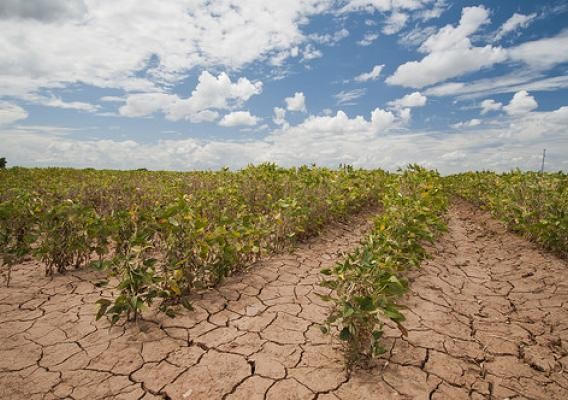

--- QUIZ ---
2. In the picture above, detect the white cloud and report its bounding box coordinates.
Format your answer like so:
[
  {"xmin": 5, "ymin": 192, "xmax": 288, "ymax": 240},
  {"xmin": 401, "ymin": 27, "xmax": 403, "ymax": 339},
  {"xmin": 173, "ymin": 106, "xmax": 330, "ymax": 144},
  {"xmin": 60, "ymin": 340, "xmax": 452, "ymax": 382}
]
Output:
[
  {"xmin": 495, "ymin": 13, "xmax": 537, "ymax": 41},
  {"xmin": 480, "ymin": 99, "xmax": 502, "ymax": 114},
  {"xmin": 0, "ymin": 1, "xmax": 334, "ymax": 97},
  {"xmin": 387, "ymin": 47, "xmax": 506, "ymax": 88},
  {"xmin": 420, "ymin": 6, "xmax": 490, "ymax": 53},
  {"xmin": 100, "ymin": 96, "xmax": 124, "ymax": 103},
  {"xmin": 354, "ymin": 64, "xmax": 385, "ymax": 82},
  {"xmin": 383, "ymin": 12, "xmax": 408, "ymax": 35},
  {"xmin": 397, "ymin": 107, "xmax": 412, "ymax": 123},
  {"xmin": 503, "ymin": 90, "xmax": 538, "ymax": 115},
  {"xmin": 425, "ymin": 72, "xmax": 568, "ymax": 99},
  {"xmin": 272, "ymin": 108, "xmax": 398, "ymax": 141},
  {"xmin": 309, "ymin": 28, "xmax": 349, "ymax": 45},
  {"xmin": 333, "ymin": 89, "xmax": 366, "ymax": 105},
  {"xmin": 388, "ymin": 91, "xmax": 427, "ymax": 108},
  {"xmin": 509, "ymin": 31, "xmax": 568, "ymax": 70},
  {"xmin": 0, "ymin": 101, "xmax": 28, "ymax": 125},
  {"xmin": 273, "ymin": 107, "xmax": 287, "ymax": 126},
  {"xmin": 302, "ymin": 44, "xmax": 323, "ymax": 61},
  {"xmin": 451, "ymin": 118, "xmax": 482, "ymax": 129},
  {"xmin": 5, "ymin": 105, "xmax": 568, "ymax": 173},
  {"xmin": 357, "ymin": 33, "xmax": 379, "ymax": 46},
  {"xmin": 40, "ymin": 96, "xmax": 100, "ymax": 112},
  {"xmin": 119, "ymin": 71, "xmax": 262, "ymax": 122},
  {"xmin": 189, "ymin": 110, "xmax": 221, "ymax": 123},
  {"xmin": 417, "ymin": 0, "xmax": 447, "ymax": 21},
  {"xmin": 285, "ymin": 92, "xmax": 307, "ymax": 112},
  {"xmin": 119, "ymin": 93, "xmax": 171, "ymax": 118},
  {"xmin": 398, "ymin": 26, "xmax": 437, "ymax": 47},
  {"xmin": 387, "ymin": 6, "xmax": 507, "ymax": 88},
  {"xmin": 186, "ymin": 72, "xmax": 262, "ymax": 111},
  {"xmin": 218, "ymin": 111, "xmax": 259, "ymax": 127},
  {"xmin": 0, "ymin": 0, "xmax": 87, "ymax": 22},
  {"xmin": 340, "ymin": 0, "xmax": 436, "ymax": 14}
]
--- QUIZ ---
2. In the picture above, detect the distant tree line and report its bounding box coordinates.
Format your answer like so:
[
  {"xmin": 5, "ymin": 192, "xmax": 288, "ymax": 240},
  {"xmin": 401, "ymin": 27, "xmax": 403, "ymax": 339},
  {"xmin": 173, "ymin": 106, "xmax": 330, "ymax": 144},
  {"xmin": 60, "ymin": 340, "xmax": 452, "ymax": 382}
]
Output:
[{"xmin": 0, "ymin": 157, "xmax": 6, "ymax": 169}]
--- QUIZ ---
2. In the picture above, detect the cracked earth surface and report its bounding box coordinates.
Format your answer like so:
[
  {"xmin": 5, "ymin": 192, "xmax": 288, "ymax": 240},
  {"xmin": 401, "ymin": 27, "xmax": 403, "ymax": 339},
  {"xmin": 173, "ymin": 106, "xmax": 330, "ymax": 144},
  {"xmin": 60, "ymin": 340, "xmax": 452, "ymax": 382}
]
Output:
[{"xmin": 1, "ymin": 201, "xmax": 567, "ymax": 400}]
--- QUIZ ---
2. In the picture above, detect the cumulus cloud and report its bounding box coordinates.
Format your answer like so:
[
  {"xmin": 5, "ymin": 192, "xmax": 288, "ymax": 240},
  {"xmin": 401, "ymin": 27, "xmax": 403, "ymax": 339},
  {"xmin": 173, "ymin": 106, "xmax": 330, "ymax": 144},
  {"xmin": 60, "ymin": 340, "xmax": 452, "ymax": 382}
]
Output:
[
  {"xmin": 494, "ymin": 12, "xmax": 537, "ymax": 41},
  {"xmin": 272, "ymin": 108, "xmax": 398, "ymax": 140},
  {"xmin": 503, "ymin": 90, "xmax": 538, "ymax": 115},
  {"xmin": 0, "ymin": 1, "xmax": 333, "ymax": 97},
  {"xmin": 420, "ymin": 6, "xmax": 490, "ymax": 53},
  {"xmin": 383, "ymin": 12, "xmax": 408, "ymax": 35},
  {"xmin": 354, "ymin": 65, "xmax": 385, "ymax": 82},
  {"xmin": 5, "ymin": 105, "xmax": 568, "ymax": 173},
  {"xmin": 285, "ymin": 92, "xmax": 307, "ymax": 112},
  {"xmin": 273, "ymin": 107, "xmax": 287, "ymax": 126},
  {"xmin": 119, "ymin": 71, "xmax": 262, "ymax": 122},
  {"xmin": 388, "ymin": 91, "xmax": 427, "ymax": 108},
  {"xmin": 480, "ymin": 99, "xmax": 502, "ymax": 114},
  {"xmin": 387, "ymin": 6, "xmax": 507, "ymax": 88},
  {"xmin": 301, "ymin": 44, "xmax": 323, "ymax": 61},
  {"xmin": 357, "ymin": 33, "xmax": 379, "ymax": 46},
  {"xmin": 309, "ymin": 28, "xmax": 349, "ymax": 45},
  {"xmin": 218, "ymin": 111, "xmax": 259, "ymax": 127},
  {"xmin": 0, "ymin": 101, "xmax": 28, "ymax": 125}
]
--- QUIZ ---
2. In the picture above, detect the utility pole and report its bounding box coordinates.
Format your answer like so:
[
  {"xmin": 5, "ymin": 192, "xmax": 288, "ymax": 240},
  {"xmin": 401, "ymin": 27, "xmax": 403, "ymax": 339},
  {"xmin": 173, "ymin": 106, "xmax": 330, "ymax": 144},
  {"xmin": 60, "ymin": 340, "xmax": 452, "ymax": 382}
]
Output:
[{"xmin": 540, "ymin": 149, "xmax": 546, "ymax": 174}]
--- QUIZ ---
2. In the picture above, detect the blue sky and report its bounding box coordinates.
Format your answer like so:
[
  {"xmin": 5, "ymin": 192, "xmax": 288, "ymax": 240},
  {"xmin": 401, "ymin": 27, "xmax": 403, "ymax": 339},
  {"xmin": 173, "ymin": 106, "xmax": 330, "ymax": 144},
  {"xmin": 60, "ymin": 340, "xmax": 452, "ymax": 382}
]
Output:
[{"xmin": 1, "ymin": 0, "xmax": 568, "ymax": 173}]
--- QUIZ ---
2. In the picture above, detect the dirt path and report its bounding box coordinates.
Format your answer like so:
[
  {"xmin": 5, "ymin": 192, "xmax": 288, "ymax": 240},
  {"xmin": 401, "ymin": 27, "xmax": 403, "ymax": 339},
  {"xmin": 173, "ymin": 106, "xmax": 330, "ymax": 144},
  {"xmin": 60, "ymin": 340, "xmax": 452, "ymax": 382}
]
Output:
[
  {"xmin": 1, "ymin": 202, "xmax": 567, "ymax": 400},
  {"xmin": 367, "ymin": 201, "xmax": 568, "ymax": 400}
]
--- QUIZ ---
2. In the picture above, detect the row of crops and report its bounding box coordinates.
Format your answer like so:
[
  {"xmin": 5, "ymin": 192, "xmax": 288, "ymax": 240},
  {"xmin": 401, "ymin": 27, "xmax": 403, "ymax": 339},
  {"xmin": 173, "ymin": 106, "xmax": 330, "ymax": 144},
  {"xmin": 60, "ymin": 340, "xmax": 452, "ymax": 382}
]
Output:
[
  {"xmin": 1, "ymin": 164, "xmax": 565, "ymax": 366},
  {"xmin": 447, "ymin": 171, "xmax": 568, "ymax": 258},
  {"xmin": 0, "ymin": 164, "xmax": 389, "ymax": 322},
  {"xmin": 320, "ymin": 165, "xmax": 448, "ymax": 367}
]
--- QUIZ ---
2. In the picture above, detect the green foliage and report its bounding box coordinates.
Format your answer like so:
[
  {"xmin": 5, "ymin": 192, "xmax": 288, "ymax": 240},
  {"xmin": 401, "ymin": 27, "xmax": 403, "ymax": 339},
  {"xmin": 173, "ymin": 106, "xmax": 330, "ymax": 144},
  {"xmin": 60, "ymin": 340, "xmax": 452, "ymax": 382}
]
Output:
[
  {"xmin": 0, "ymin": 157, "xmax": 6, "ymax": 169},
  {"xmin": 35, "ymin": 200, "xmax": 97, "ymax": 275},
  {"xmin": 0, "ymin": 163, "xmax": 387, "ymax": 324},
  {"xmin": 320, "ymin": 165, "xmax": 448, "ymax": 369},
  {"xmin": 95, "ymin": 215, "xmax": 166, "ymax": 324},
  {"xmin": 0, "ymin": 191, "xmax": 39, "ymax": 286},
  {"xmin": 447, "ymin": 170, "xmax": 567, "ymax": 258}
]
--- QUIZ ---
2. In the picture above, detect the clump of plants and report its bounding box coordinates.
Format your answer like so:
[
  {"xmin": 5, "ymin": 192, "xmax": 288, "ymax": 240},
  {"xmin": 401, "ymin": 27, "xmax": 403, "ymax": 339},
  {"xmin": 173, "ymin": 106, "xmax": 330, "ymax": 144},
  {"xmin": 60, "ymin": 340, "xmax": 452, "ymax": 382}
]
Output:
[
  {"xmin": 0, "ymin": 164, "xmax": 390, "ymax": 324},
  {"xmin": 320, "ymin": 165, "xmax": 448, "ymax": 369},
  {"xmin": 447, "ymin": 170, "xmax": 567, "ymax": 258},
  {"xmin": 0, "ymin": 191, "xmax": 39, "ymax": 286}
]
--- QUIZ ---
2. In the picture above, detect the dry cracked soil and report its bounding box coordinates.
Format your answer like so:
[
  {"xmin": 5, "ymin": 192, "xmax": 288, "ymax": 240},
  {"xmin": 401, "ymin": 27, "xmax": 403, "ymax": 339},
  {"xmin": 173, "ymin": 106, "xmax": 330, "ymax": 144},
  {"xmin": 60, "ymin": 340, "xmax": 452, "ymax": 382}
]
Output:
[{"xmin": 1, "ymin": 201, "xmax": 567, "ymax": 400}]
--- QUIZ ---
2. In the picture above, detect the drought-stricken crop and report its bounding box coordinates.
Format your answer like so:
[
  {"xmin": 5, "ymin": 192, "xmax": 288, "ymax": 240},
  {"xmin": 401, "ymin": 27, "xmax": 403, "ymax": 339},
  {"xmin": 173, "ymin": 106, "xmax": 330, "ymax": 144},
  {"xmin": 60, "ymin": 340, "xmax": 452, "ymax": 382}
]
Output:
[
  {"xmin": 0, "ymin": 164, "xmax": 387, "ymax": 323},
  {"xmin": 320, "ymin": 165, "xmax": 448, "ymax": 368},
  {"xmin": 447, "ymin": 170, "xmax": 567, "ymax": 258}
]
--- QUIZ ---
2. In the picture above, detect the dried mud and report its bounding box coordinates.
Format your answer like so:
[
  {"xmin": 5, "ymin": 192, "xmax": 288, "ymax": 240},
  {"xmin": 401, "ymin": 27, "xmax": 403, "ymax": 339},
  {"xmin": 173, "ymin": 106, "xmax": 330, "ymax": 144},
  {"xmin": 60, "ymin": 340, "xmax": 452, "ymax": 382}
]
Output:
[{"xmin": 1, "ymin": 201, "xmax": 567, "ymax": 400}]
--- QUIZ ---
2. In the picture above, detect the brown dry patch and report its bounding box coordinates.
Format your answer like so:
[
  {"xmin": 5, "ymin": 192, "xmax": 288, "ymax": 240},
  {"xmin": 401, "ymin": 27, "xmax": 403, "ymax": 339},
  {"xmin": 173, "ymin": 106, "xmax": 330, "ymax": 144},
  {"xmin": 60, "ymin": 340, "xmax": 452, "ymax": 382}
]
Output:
[
  {"xmin": 1, "ymin": 202, "xmax": 567, "ymax": 400},
  {"xmin": 0, "ymin": 211, "xmax": 372, "ymax": 399}
]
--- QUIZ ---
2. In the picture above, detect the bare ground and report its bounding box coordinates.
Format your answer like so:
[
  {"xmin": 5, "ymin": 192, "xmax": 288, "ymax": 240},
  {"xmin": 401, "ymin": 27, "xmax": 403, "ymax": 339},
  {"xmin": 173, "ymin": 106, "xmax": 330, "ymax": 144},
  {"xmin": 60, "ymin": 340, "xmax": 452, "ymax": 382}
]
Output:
[{"xmin": 0, "ymin": 201, "xmax": 567, "ymax": 400}]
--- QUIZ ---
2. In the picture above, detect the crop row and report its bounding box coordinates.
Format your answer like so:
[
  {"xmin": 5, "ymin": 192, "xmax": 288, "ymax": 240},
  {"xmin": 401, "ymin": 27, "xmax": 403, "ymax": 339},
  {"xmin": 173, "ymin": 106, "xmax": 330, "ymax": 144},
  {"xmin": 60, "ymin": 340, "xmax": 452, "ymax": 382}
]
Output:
[
  {"xmin": 0, "ymin": 164, "xmax": 388, "ymax": 322},
  {"xmin": 319, "ymin": 165, "xmax": 448, "ymax": 368},
  {"xmin": 446, "ymin": 171, "xmax": 567, "ymax": 258}
]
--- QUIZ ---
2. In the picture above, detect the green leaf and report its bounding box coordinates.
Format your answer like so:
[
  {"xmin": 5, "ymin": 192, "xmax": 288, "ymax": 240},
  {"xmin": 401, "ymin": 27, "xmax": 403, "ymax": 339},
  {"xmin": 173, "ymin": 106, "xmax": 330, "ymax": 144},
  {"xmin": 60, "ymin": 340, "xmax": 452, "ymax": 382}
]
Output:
[
  {"xmin": 339, "ymin": 327, "xmax": 351, "ymax": 341},
  {"xmin": 180, "ymin": 297, "xmax": 194, "ymax": 311},
  {"xmin": 95, "ymin": 299, "xmax": 111, "ymax": 320}
]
